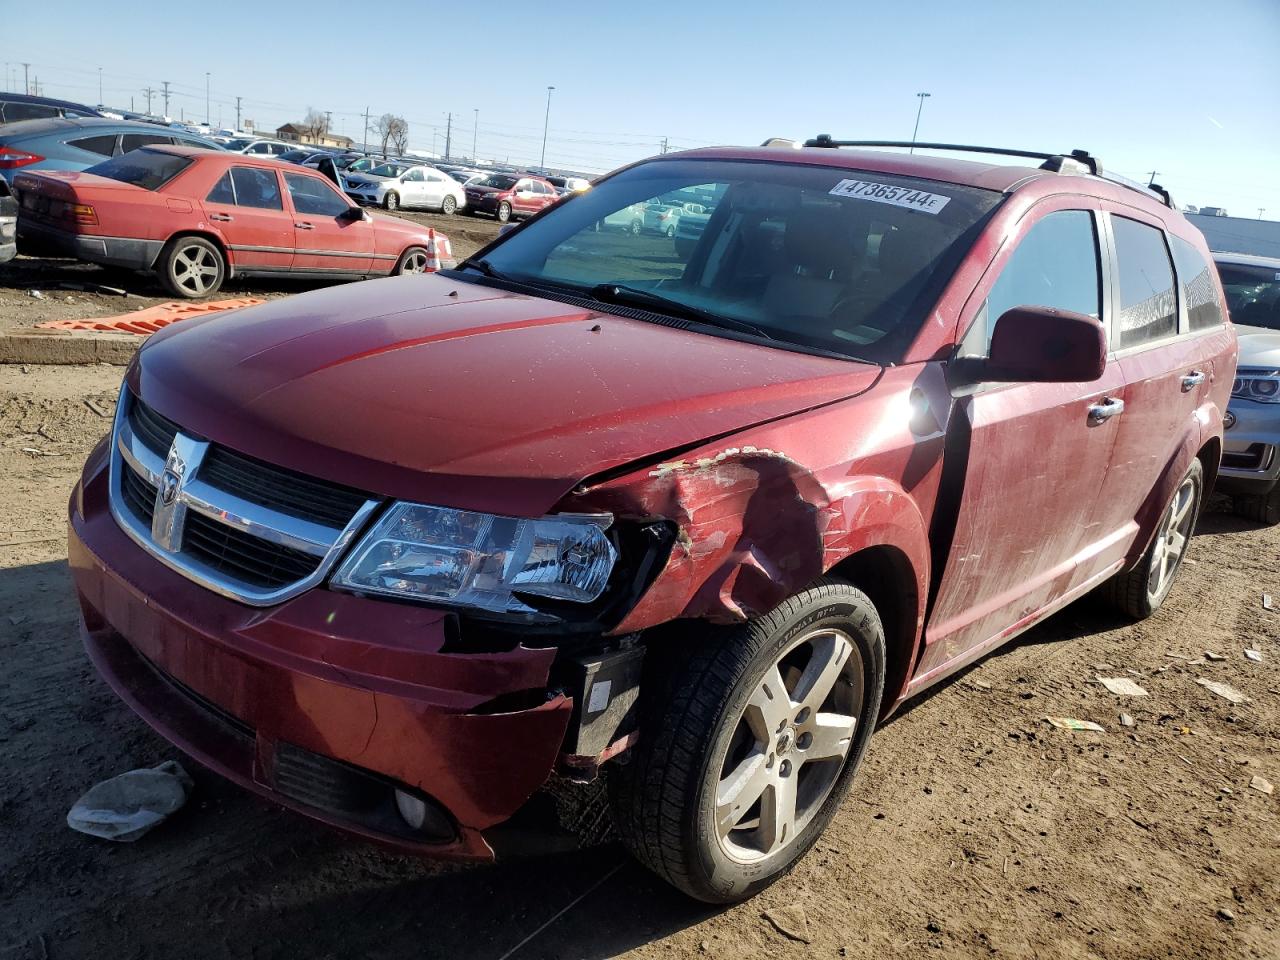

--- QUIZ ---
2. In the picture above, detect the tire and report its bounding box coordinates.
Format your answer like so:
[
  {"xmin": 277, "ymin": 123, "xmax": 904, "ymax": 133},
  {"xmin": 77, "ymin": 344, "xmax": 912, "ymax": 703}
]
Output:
[
  {"xmin": 158, "ymin": 236, "xmax": 225, "ymax": 299},
  {"xmin": 1232, "ymin": 486, "xmax": 1280, "ymax": 526},
  {"xmin": 629, "ymin": 219, "xmax": 642, "ymax": 236},
  {"xmin": 496, "ymin": 201, "xmax": 512, "ymax": 223},
  {"xmin": 1103, "ymin": 458, "xmax": 1204, "ymax": 619},
  {"xmin": 394, "ymin": 246, "xmax": 429, "ymax": 275},
  {"xmin": 383, "ymin": 191, "xmax": 400, "ymax": 211},
  {"xmin": 665, "ymin": 224, "xmax": 676, "ymax": 238},
  {"xmin": 441, "ymin": 194, "xmax": 457, "ymax": 215},
  {"xmin": 609, "ymin": 578, "xmax": 885, "ymax": 903}
]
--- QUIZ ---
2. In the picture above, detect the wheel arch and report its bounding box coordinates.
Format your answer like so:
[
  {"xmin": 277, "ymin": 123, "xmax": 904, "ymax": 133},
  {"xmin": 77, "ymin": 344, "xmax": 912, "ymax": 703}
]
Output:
[{"xmin": 159, "ymin": 229, "xmax": 233, "ymax": 277}]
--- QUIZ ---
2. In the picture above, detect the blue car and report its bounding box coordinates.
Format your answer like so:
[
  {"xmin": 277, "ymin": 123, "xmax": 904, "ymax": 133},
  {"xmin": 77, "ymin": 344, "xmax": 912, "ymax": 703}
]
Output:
[
  {"xmin": 0, "ymin": 91, "xmax": 103, "ymax": 123},
  {"xmin": 0, "ymin": 117, "xmax": 222, "ymax": 183}
]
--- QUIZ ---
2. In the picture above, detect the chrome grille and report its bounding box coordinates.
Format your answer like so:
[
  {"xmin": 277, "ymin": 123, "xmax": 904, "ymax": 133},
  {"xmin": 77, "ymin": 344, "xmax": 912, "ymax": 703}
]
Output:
[{"xmin": 108, "ymin": 388, "xmax": 380, "ymax": 606}]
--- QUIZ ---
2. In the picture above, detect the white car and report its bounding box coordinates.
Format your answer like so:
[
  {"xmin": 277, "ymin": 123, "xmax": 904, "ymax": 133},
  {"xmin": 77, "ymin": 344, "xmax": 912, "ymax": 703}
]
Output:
[
  {"xmin": 221, "ymin": 137, "xmax": 293, "ymax": 158},
  {"xmin": 344, "ymin": 161, "xmax": 466, "ymax": 214}
]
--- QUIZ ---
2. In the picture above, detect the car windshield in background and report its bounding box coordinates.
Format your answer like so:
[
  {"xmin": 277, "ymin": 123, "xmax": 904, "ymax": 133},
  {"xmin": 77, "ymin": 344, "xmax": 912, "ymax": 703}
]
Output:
[
  {"xmin": 1218, "ymin": 262, "xmax": 1280, "ymax": 331},
  {"xmin": 86, "ymin": 150, "xmax": 193, "ymax": 191},
  {"xmin": 469, "ymin": 158, "xmax": 1002, "ymax": 362},
  {"xmin": 369, "ymin": 163, "xmax": 409, "ymax": 178},
  {"xmin": 224, "ymin": 138, "xmax": 254, "ymax": 151},
  {"xmin": 480, "ymin": 175, "xmax": 518, "ymax": 190}
]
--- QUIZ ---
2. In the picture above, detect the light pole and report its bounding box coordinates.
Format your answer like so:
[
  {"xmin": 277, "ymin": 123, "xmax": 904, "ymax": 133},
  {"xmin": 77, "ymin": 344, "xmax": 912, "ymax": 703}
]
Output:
[
  {"xmin": 205, "ymin": 72, "xmax": 210, "ymax": 125},
  {"xmin": 472, "ymin": 108, "xmax": 478, "ymax": 162},
  {"xmin": 540, "ymin": 86, "xmax": 554, "ymax": 170},
  {"xmin": 909, "ymin": 92, "xmax": 931, "ymax": 153},
  {"xmin": 97, "ymin": 66, "xmax": 102, "ymax": 106}
]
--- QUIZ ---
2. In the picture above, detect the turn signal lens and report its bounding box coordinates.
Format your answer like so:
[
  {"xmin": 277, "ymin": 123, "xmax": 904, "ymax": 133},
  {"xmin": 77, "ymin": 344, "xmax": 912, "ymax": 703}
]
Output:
[{"xmin": 70, "ymin": 203, "xmax": 97, "ymax": 225}]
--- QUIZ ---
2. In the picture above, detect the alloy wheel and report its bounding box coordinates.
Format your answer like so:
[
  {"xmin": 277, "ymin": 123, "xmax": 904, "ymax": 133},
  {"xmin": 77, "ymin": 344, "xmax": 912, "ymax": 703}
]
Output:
[
  {"xmin": 173, "ymin": 245, "xmax": 219, "ymax": 296},
  {"xmin": 401, "ymin": 250, "xmax": 428, "ymax": 274},
  {"xmin": 715, "ymin": 628, "xmax": 862, "ymax": 863},
  {"xmin": 1148, "ymin": 474, "xmax": 1197, "ymax": 598}
]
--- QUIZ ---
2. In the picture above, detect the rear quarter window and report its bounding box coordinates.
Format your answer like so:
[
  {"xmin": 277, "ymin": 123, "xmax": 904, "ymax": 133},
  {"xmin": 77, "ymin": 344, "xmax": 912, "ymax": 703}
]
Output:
[
  {"xmin": 85, "ymin": 150, "xmax": 193, "ymax": 190},
  {"xmin": 1169, "ymin": 235, "xmax": 1224, "ymax": 331},
  {"xmin": 69, "ymin": 134, "xmax": 119, "ymax": 158}
]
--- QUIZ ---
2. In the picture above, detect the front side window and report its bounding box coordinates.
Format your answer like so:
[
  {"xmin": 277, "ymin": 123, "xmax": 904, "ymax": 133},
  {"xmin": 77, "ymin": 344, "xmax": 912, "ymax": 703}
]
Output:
[
  {"xmin": 85, "ymin": 149, "xmax": 192, "ymax": 190},
  {"xmin": 464, "ymin": 158, "xmax": 1002, "ymax": 362},
  {"xmin": 403, "ymin": 168, "xmax": 425, "ymax": 182},
  {"xmin": 1216, "ymin": 259, "xmax": 1280, "ymax": 331},
  {"xmin": 284, "ymin": 172, "xmax": 350, "ymax": 217},
  {"xmin": 965, "ymin": 209, "xmax": 1100, "ymax": 353},
  {"xmin": 1170, "ymin": 235, "xmax": 1224, "ymax": 331},
  {"xmin": 230, "ymin": 166, "xmax": 282, "ymax": 210},
  {"xmin": 1112, "ymin": 216, "xmax": 1178, "ymax": 348}
]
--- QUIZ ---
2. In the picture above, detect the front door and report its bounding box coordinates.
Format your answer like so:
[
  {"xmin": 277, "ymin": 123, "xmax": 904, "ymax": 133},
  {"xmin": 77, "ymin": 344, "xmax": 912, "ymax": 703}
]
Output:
[
  {"xmin": 283, "ymin": 171, "xmax": 374, "ymax": 274},
  {"xmin": 201, "ymin": 166, "xmax": 294, "ymax": 271},
  {"xmin": 921, "ymin": 202, "xmax": 1126, "ymax": 681},
  {"xmin": 398, "ymin": 168, "xmax": 427, "ymax": 208},
  {"xmin": 512, "ymin": 178, "xmax": 540, "ymax": 217}
]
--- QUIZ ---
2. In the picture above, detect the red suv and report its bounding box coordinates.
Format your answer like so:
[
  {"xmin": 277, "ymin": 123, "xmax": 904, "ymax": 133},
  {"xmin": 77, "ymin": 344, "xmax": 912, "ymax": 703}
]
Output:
[
  {"xmin": 463, "ymin": 172, "xmax": 558, "ymax": 222},
  {"xmin": 69, "ymin": 139, "xmax": 1235, "ymax": 903}
]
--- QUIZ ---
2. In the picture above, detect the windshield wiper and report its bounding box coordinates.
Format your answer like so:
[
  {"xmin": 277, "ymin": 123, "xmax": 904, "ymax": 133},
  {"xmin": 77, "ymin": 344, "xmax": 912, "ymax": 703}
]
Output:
[
  {"xmin": 588, "ymin": 283, "xmax": 774, "ymax": 341},
  {"xmin": 455, "ymin": 257, "xmax": 508, "ymax": 280}
]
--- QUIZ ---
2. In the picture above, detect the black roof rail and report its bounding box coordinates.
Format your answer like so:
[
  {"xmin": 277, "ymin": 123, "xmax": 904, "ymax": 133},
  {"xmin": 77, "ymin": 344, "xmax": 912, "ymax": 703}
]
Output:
[{"xmin": 802, "ymin": 136, "xmax": 1102, "ymax": 176}]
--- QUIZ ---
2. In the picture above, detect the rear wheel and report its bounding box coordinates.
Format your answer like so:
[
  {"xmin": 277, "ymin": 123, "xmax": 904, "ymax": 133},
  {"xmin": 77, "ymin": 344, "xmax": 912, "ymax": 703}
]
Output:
[
  {"xmin": 629, "ymin": 219, "xmax": 642, "ymax": 236},
  {"xmin": 394, "ymin": 246, "xmax": 429, "ymax": 275},
  {"xmin": 665, "ymin": 224, "xmax": 676, "ymax": 238},
  {"xmin": 1232, "ymin": 486, "xmax": 1280, "ymax": 526},
  {"xmin": 383, "ymin": 191, "xmax": 400, "ymax": 211},
  {"xmin": 609, "ymin": 579, "xmax": 885, "ymax": 903},
  {"xmin": 496, "ymin": 201, "xmax": 512, "ymax": 223},
  {"xmin": 1104, "ymin": 458, "xmax": 1203, "ymax": 619},
  {"xmin": 441, "ymin": 194, "xmax": 457, "ymax": 215},
  {"xmin": 158, "ymin": 236, "xmax": 225, "ymax": 299}
]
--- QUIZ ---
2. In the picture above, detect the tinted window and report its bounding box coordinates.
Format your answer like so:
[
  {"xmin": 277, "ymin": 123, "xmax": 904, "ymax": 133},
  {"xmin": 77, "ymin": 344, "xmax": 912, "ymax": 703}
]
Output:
[
  {"xmin": 1112, "ymin": 216, "xmax": 1178, "ymax": 348},
  {"xmin": 206, "ymin": 171, "xmax": 235, "ymax": 205},
  {"xmin": 248, "ymin": 142, "xmax": 271, "ymax": 154},
  {"xmin": 2, "ymin": 102, "xmax": 60, "ymax": 122},
  {"xmin": 1216, "ymin": 260, "xmax": 1280, "ymax": 331},
  {"xmin": 120, "ymin": 133, "xmax": 172, "ymax": 153},
  {"xmin": 230, "ymin": 167, "xmax": 282, "ymax": 209},
  {"xmin": 84, "ymin": 150, "xmax": 192, "ymax": 190},
  {"xmin": 481, "ymin": 175, "xmax": 518, "ymax": 190},
  {"xmin": 971, "ymin": 210, "xmax": 1100, "ymax": 351},
  {"xmin": 69, "ymin": 134, "xmax": 119, "ymax": 157},
  {"xmin": 284, "ymin": 172, "xmax": 350, "ymax": 217},
  {"xmin": 1170, "ymin": 235, "xmax": 1223, "ymax": 331}
]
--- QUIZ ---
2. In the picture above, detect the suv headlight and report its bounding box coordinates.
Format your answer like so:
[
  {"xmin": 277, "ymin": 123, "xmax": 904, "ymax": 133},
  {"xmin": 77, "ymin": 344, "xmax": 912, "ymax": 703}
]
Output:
[
  {"xmin": 1232, "ymin": 369, "xmax": 1280, "ymax": 403},
  {"xmin": 332, "ymin": 502, "xmax": 617, "ymax": 615}
]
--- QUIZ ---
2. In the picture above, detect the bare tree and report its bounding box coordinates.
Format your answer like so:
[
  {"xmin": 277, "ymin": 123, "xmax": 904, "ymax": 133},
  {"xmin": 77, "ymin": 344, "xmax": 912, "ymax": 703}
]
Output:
[
  {"xmin": 376, "ymin": 113, "xmax": 408, "ymax": 157},
  {"xmin": 301, "ymin": 107, "xmax": 329, "ymax": 142}
]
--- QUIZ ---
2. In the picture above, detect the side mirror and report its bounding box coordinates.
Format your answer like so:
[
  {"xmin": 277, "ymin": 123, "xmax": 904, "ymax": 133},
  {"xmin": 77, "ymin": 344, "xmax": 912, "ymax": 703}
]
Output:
[
  {"xmin": 341, "ymin": 206, "xmax": 370, "ymax": 222},
  {"xmin": 973, "ymin": 306, "xmax": 1107, "ymax": 383}
]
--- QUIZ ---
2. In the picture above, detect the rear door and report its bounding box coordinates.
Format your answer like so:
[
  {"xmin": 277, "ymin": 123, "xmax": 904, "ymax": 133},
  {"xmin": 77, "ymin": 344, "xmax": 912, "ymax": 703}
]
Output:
[
  {"xmin": 201, "ymin": 165, "xmax": 293, "ymax": 271},
  {"xmin": 923, "ymin": 200, "xmax": 1127, "ymax": 679},
  {"xmin": 283, "ymin": 170, "xmax": 374, "ymax": 273}
]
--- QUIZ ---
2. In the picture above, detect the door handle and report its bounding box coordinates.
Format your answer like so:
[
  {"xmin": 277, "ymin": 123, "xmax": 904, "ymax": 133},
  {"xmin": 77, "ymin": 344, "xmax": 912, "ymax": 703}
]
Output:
[
  {"xmin": 295, "ymin": 222, "xmax": 314, "ymax": 230},
  {"xmin": 209, "ymin": 213, "xmax": 232, "ymax": 222},
  {"xmin": 1181, "ymin": 370, "xmax": 1206, "ymax": 392},
  {"xmin": 1088, "ymin": 397, "xmax": 1125, "ymax": 425}
]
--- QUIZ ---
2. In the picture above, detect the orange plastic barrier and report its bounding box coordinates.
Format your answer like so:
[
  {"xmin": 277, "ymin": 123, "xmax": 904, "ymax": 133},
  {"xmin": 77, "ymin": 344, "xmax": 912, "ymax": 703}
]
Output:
[{"xmin": 36, "ymin": 297, "xmax": 264, "ymax": 335}]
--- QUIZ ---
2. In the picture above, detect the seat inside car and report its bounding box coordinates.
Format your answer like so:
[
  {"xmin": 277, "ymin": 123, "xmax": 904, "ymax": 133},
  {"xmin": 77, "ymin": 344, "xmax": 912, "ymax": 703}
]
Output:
[{"xmin": 762, "ymin": 204, "xmax": 862, "ymax": 323}]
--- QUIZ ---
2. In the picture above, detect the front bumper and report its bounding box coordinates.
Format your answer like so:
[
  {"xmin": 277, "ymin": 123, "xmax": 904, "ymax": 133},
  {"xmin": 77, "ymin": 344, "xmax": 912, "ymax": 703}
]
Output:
[
  {"xmin": 466, "ymin": 194, "xmax": 500, "ymax": 213},
  {"xmin": 69, "ymin": 452, "xmax": 573, "ymax": 859},
  {"xmin": 17, "ymin": 219, "xmax": 161, "ymax": 270},
  {"xmin": 1218, "ymin": 398, "xmax": 1280, "ymax": 496}
]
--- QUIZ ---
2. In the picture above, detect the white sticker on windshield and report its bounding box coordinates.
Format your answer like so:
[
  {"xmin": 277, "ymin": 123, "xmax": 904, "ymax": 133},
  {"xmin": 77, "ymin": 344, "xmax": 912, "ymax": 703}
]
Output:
[{"xmin": 829, "ymin": 179, "xmax": 951, "ymax": 214}]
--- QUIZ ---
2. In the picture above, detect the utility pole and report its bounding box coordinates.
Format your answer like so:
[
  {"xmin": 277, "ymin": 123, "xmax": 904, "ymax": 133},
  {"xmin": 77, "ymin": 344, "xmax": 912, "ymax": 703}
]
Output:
[
  {"xmin": 143, "ymin": 86, "xmax": 155, "ymax": 114},
  {"xmin": 660, "ymin": 137, "xmax": 668, "ymax": 155},
  {"xmin": 205, "ymin": 72, "xmax": 210, "ymax": 124},
  {"xmin": 445, "ymin": 112, "xmax": 452, "ymax": 160},
  {"xmin": 1147, "ymin": 170, "xmax": 1159, "ymax": 186},
  {"xmin": 21, "ymin": 62, "xmax": 30, "ymax": 95},
  {"xmin": 472, "ymin": 108, "xmax": 478, "ymax": 161},
  {"xmin": 324, "ymin": 110, "xmax": 332, "ymax": 138},
  {"xmin": 97, "ymin": 66, "xmax": 103, "ymax": 106},
  {"xmin": 161, "ymin": 81, "xmax": 171, "ymax": 118},
  {"xmin": 1260, "ymin": 208, "xmax": 1266, "ymax": 220},
  {"xmin": 235, "ymin": 96, "xmax": 242, "ymax": 131},
  {"xmin": 909, "ymin": 92, "xmax": 931, "ymax": 153},
  {"xmin": 363, "ymin": 105, "xmax": 371, "ymax": 152},
  {"xmin": 540, "ymin": 85, "xmax": 555, "ymax": 170}
]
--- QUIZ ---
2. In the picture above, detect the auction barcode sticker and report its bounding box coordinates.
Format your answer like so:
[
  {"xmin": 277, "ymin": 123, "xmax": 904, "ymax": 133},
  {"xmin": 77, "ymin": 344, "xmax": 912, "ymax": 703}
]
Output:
[{"xmin": 829, "ymin": 179, "xmax": 951, "ymax": 214}]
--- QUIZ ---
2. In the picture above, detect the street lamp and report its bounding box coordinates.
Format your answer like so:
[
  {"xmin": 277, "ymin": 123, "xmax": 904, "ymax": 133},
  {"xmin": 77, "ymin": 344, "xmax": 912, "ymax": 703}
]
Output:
[
  {"xmin": 909, "ymin": 92, "xmax": 931, "ymax": 154},
  {"xmin": 540, "ymin": 86, "xmax": 555, "ymax": 170},
  {"xmin": 205, "ymin": 72, "xmax": 210, "ymax": 125},
  {"xmin": 97, "ymin": 66, "xmax": 102, "ymax": 106},
  {"xmin": 472, "ymin": 108, "xmax": 478, "ymax": 162}
]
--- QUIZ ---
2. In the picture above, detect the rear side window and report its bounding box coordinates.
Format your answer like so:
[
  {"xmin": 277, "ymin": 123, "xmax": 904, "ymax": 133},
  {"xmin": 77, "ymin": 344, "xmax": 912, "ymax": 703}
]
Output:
[
  {"xmin": 1170, "ymin": 235, "xmax": 1223, "ymax": 331},
  {"xmin": 283, "ymin": 172, "xmax": 350, "ymax": 217},
  {"xmin": 121, "ymin": 133, "xmax": 172, "ymax": 153},
  {"xmin": 1, "ymin": 102, "xmax": 60, "ymax": 122},
  {"xmin": 84, "ymin": 150, "xmax": 192, "ymax": 190},
  {"xmin": 69, "ymin": 134, "xmax": 119, "ymax": 157},
  {"xmin": 206, "ymin": 171, "xmax": 236, "ymax": 205},
  {"xmin": 230, "ymin": 167, "xmax": 282, "ymax": 210},
  {"xmin": 968, "ymin": 209, "xmax": 1100, "ymax": 352},
  {"xmin": 1112, "ymin": 216, "xmax": 1178, "ymax": 348}
]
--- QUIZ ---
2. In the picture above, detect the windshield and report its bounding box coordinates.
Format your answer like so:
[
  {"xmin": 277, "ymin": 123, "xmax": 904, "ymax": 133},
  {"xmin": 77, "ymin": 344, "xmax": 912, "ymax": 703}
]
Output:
[
  {"xmin": 1218, "ymin": 261, "xmax": 1280, "ymax": 331},
  {"xmin": 369, "ymin": 162, "xmax": 409, "ymax": 178},
  {"xmin": 86, "ymin": 149, "xmax": 193, "ymax": 191},
  {"xmin": 224, "ymin": 138, "xmax": 254, "ymax": 151},
  {"xmin": 479, "ymin": 174, "xmax": 518, "ymax": 190},
  {"xmin": 467, "ymin": 158, "xmax": 1002, "ymax": 361}
]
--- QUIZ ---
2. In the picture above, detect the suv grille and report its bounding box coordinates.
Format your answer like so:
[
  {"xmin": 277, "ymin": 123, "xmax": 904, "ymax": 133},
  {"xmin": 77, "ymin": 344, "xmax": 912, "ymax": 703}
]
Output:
[{"xmin": 110, "ymin": 390, "xmax": 377, "ymax": 605}]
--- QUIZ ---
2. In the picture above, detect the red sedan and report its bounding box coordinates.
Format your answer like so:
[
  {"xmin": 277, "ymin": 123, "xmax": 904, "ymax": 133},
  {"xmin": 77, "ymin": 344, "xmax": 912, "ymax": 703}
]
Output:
[{"xmin": 14, "ymin": 146, "xmax": 451, "ymax": 297}]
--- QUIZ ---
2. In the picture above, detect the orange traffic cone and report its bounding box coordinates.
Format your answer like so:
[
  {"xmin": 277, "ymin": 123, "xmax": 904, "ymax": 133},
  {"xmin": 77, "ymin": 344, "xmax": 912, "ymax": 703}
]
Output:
[{"xmin": 425, "ymin": 228, "xmax": 442, "ymax": 271}]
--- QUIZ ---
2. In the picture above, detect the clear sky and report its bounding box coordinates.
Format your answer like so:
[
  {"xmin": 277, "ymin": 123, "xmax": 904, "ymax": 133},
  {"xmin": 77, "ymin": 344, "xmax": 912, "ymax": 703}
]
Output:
[{"xmin": 4, "ymin": 0, "xmax": 1278, "ymax": 216}]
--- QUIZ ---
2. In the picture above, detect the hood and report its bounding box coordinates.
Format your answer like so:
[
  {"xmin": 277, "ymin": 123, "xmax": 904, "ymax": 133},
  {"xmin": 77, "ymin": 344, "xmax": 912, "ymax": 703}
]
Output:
[
  {"xmin": 1235, "ymin": 326, "xmax": 1280, "ymax": 367},
  {"xmin": 133, "ymin": 275, "xmax": 880, "ymax": 516},
  {"xmin": 466, "ymin": 184, "xmax": 500, "ymax": 195}
]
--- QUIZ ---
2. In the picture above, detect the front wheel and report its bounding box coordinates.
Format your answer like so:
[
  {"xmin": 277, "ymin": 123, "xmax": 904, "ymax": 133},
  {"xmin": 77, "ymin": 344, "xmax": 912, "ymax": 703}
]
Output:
[
  {"xmin": 1232, "ymin": 486, "xmax": 1280, "ymax": 526},
  {"xmin": 383, "ymin": 191, "xmax": 400, "ymax": 211},
  {"xmin": 1103, "ymin": 458, "xmax": 1204, "ymax": 619},
  {"xmin": 609, "ymin": 579, "xmax": 885, "ymax": 903},
  {"xmin": 496, "ymin": 201, "xmax": 512, "ymax": 223},
  {"xmin": 158, "ymin": 236, "xmax": 225, "ymax": 299},
  {"xmin": 394, "ymin": 246, "xmax": 429, "ymax": 275},
  {"xmin": 665, "ymin": 224, "xmax": 676, "ymax": 238},
  {"xmin": 441, "ymin": 194, "xmax": 457, "ymax": 215}
]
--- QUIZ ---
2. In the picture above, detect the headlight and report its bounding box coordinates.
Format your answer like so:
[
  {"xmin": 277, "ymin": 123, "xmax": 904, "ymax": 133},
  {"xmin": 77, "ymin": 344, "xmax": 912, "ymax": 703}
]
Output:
[
  {"xmin": 1232, "ymin": 370, "xmax": 1280, "ymax": 403},
  {"xmin": 332, "ymin": 502, "xmax": 617, "ymax": 615}
]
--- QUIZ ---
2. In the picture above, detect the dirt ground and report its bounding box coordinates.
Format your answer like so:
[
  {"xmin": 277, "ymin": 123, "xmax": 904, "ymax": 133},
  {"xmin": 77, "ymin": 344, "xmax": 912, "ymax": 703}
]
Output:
[
  {"xmin": 1, "ymin": 355, "xmax": 1278, "ymax": 959},
  {"xmin": 0, "ymin": 208, "xmax": 500, "ymax": 330}
]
